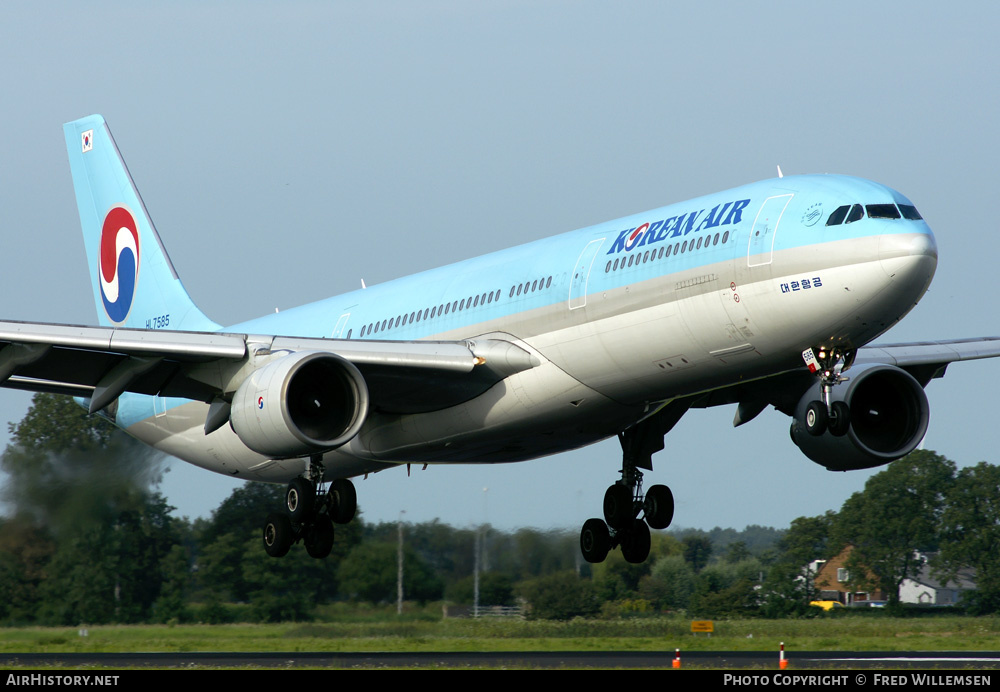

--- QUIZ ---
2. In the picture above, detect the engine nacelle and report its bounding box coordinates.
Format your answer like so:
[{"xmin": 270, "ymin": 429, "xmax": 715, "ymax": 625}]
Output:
[
  {"xmin": 230, "ymin": 351, "xmax": 369, "ymax": 458},
  {"xmin": 790, "ymin": 363, "xmax": 929, "ymax": 471}
]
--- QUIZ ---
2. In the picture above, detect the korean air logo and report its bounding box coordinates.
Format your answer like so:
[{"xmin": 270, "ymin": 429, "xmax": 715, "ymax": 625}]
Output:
[
  {"xmin": 99, "ymin": 206, "xmax": 140, "ymax": 324},
  {"xmin": 801, "ymin": 203, "xmax": 823, "ymax": 227},
  {"xmin": 623, "ymin": 222, "xmax": 650, "ymax": 251}
]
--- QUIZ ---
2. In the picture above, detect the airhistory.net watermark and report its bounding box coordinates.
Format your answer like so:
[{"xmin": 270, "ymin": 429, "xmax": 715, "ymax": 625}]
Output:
[{"xmin": 5, "ymin": 675, "xmax": 119, "ymax": 686}]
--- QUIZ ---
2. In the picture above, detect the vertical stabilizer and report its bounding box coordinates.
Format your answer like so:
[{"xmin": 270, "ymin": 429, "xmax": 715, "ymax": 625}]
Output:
[{"xmin": 63, "ymin": 114, "xmax": 219, "ymax": 332}]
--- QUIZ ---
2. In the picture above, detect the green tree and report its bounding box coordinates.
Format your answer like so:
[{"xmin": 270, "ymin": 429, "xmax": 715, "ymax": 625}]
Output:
[
  {"xmin": 937, "ymin": 462, "xmax": 1000, "ymax": 613},
  {"xmin": 690, "ymin": 577, "xmax": 759, "ymax": 618},
  {"xmin": 776, "ymin": 512, "xmax": 836, "ymax": 568},
  {"xmin": 198, "ymin": 531, "xmax": 251, "ymax": 603},
  {"xmin": 592, "ymin": 548, "xmax": 652, "ymax": 602},
  {"xmin": 488, "ymin": 528, "xmax": 578, "ymax": 581},
  {"xmin": 34, "ymin": 490, "xmax": 180, "ymax": 625},
  {"xmin": 7, "ymin": 392, "xmax": 117, "ymax": 450},
  {"xmin": 152, "ymin": 544, "xmax": 194, "ymax": 623},
  {"xmin": 517, "ymin": 571, "xmax": 600, "ymax": 620},
  {"xmin": 198, "ymin": 482, "xmax": 284, "ymax": 547},
  {"xmin": 0, "ymin": 518, "xmax": 54, "ymax": 624},
  {"xmin": 1, "ymin": 394, "xmax": 179, "ymax": 624},
  {"xmin": 241, "ymin": 535, "xmax": 320, "ymax": 622},
  {"xmin": 687, "ymin": 557, "xmax": 764, "ymax": 616},
  {"xmin": 724, "ymin": 540, "xmax": 751, "ymax": 564},
  {"xmin": 682, "ymin": 535, "xmax": 712, "ymax": 572},
  {"xmin": 833, "ymin": 450, "xmax": 955, "ymax": 607},
  {"xmin": 640, "ymin": 554, "xmax": 696, "ymax": 610},
  {"xmin": 1, "ymin": 394, "xmax": 161, "ymax": 534},
  {"xmin": 758, "ymin": 561, "xmax": 822, "ymax": 618},
  {"xmin": 337, "ymin": 541, "xmax": 443, "ymax": 604},
  {"xmin": 445, "ymin": 572, "xmax": 515, "ymax": 606}
]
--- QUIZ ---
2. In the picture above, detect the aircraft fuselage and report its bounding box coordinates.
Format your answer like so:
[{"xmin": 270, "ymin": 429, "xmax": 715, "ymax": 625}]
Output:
[{"xmin": 120, "ymin": 173, "xmax": 937, "ymax": 482}]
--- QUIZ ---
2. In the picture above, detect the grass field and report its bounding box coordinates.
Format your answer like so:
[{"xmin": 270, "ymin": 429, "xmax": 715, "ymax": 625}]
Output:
[{"xmin": 2, "ymin": 610, "xmax": 999, "ymax": 654}]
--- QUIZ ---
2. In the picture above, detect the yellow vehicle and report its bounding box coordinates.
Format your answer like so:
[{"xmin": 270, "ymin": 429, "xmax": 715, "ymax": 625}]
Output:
[{"xmin": 810, "ymin": 600, "xmax": 844, "ymax": 611}]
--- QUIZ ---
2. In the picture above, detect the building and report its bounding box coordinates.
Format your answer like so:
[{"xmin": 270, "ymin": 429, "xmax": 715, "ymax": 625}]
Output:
[{"xmin": 812, "ymin": 545, "xmax": 888, "ymax": 605}]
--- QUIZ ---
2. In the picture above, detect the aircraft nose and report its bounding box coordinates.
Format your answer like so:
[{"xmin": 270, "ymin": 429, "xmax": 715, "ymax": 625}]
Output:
[
  {"xmin": 877, "ymin": 230, "xmax": 938, "ymax": 313},
  {"xmin": 879, "ymin": 230, "xmax": 938, "ymax": 282}
]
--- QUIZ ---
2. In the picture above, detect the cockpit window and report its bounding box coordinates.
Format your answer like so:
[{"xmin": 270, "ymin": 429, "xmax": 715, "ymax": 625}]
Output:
[
  {"xmin": 845, "ymin": 204, "xmax": 865, "ymax": 224},
  {"xmin": 826, "ymin": 205, "xmax": 850, "ymax": 226},
  {"xmin": 866, "ymin": 204, "xmax": 901, "ymax": 219},
  {"xmin": 898, "ymin": 204, "xmax": 922, "ymax": 220}
]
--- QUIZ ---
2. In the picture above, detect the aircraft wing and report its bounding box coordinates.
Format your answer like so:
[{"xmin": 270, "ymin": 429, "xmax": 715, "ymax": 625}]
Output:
[
  {"xmin": 854, "ymin": 336, "xmax": 1000, "ymax": 385},
  {"xmin": 654, "ymin": 336, "xmax": 1000, "ymax": 428},
  {"xmin": 0, "ymin": 320, "xmax": 539, "ymax": 414}
]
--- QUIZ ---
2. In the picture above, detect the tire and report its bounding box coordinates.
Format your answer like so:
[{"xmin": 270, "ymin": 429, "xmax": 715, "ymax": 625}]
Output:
[
  {"xmin": 805, "ymin": 400, "xmax": 828, "ymax": 436},
  {"xmin": 286, "ymin": 477, "xmax": 315, "ymax": 520},
  {"xmin": 643, "ymin": 484, "xmax": 674, "ymax": 530},
  {"xmin": 829, "ymin": 401, "xmax": 851, "ymax": 437},
  {"xmin": 263, "ymin": 512, "xmax": 293, "ymax": 558},
  {"xmin": 304, "ymin": 515, "xmax": 335, "ymax": 559},
  {"xmin": 580, "ymin": 518, "xmax": 610, "ymax": 563},
  {"xmin": 330, "ymin": 478, "xmax": 357, "ymax": 524},
  {"xmin": 621, "ymin": 519, "xmax": 651, "ymax": 564},
  {"xmin": 603, "ymin": 484, "xmax": 634, "ymax": 529}
]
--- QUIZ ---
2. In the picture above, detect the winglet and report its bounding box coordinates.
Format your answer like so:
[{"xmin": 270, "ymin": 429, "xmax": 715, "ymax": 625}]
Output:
[{"xmin": 63, "ymin": 115, "xmax": 220, "ymax": 332}]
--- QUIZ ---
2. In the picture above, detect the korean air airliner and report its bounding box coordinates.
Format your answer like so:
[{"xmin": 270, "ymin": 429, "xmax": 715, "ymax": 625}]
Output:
[{"xmin": 2, "ymin": 114, "xmax": 995, "ymax": 564}]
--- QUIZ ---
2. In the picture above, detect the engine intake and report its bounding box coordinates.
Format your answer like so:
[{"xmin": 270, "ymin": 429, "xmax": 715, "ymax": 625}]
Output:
[
  {"xmin": 230, "ymin": 351, "xmax": 369, "ymax": 458},
  {"xmin": 790, "ymin": 363, "xmax": 929, "ymax": 471}
]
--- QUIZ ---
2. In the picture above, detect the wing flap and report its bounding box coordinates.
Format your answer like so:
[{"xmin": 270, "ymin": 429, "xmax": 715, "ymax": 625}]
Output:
[{"xmin": 0, "ymin": 320, "xmax": 247, "ymax": 359}]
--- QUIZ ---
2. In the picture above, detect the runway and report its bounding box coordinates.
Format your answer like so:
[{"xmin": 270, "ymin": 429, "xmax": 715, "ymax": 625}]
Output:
[{"xmin": 3, "ymin": 650, "xmax": 1000, "ymax": 669}]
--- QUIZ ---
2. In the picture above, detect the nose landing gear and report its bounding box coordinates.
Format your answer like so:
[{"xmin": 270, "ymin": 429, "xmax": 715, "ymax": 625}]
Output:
[{"xmin": 802, "ymin": 347, "xmax": 855, "ymax": 438}]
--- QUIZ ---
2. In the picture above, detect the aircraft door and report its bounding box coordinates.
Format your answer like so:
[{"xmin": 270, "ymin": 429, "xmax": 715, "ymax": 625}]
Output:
[
  {"xmin": 332, "ymin": 313, "xmax": 351, "ymax": 338},
  {"xmin": 568, "ymin": 238, "xmax": 605, "ymax": 309},
  {"xmin": 747, "ymin": 194, "xmax": 793, "ymax": 267}
]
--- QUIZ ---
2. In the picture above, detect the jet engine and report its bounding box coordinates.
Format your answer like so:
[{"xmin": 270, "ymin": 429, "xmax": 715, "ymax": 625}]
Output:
[
  {"xmin": 789, "ymin": 363, "xmax": 929, "ymax": 471},
  {"xmin": 230, "ymin": 351, "xmax": 369, "ymax": 458}
]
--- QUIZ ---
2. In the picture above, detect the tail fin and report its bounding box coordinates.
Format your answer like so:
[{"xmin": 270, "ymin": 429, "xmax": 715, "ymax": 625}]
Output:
[{"xmin": 63, "ymin": 114, "xmax": 219, "ymax": 332}]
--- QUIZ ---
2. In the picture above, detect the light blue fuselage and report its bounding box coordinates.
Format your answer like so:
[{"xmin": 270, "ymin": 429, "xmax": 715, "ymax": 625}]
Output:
[{"xmin": 118, "ymin": 173, "xmax": 937, "ymax": 482}]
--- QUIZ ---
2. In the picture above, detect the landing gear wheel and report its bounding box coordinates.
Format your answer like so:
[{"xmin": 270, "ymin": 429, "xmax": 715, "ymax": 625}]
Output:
[
  {"xmin": 643, "ymin": 484, "xmax": 674, "ymax": 530},
  {"xmin": 620, "ymin": 519, "xmax": 651, "ymax": 564},
  {"xmin": 263, "ymin": 512, "xmax": 293, "ymax": 558},
  {"xmin": 603, "ymin": 484, "xmax": 634, "ymax": 529},
  {"xmin": 829, "ymin": 401, "xmax": 851, "ymax": 437},
  {"xmin": 286, "ymin": 477, "xmax": 315, "ymax": 520},
  {"xmin": 330, "ymin": 478, "xmax": 357, "ymax": 524},
  {"xmin": 580, "ymin": 518, "xmax": 611, "ymax": 563},
  {"xmin": 304, "ymin": 515, "xmax": 335, "ymax": 559},
  {"xmin": 805, "ymin": 400, "xmax": 828, "ymax": 436}
]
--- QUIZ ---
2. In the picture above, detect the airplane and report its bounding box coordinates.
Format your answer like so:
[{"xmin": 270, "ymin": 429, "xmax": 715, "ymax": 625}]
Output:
[{"xmin": 2, "ymin": 113, "xmax": 997, "ymax": 565}]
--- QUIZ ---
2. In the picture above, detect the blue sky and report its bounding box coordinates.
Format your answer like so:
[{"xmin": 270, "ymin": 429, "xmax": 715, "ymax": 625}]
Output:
[{"xmin": 1, "ymin": 2, "xmax": 998, "ymax": 531}]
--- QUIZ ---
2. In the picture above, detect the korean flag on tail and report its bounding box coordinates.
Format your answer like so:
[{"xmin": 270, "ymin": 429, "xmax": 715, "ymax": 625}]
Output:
[{"xmin": 81, "ymin": 129, "xmax": 93, "ymax": 153}]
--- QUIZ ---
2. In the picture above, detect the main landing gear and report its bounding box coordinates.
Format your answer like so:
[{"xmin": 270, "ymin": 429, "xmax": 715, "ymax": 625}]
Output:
[
  {"xmin": 580, "ymin": 427, "xmax": 676, "ymax": 565},
  {"xmin": 262, "ymin": 456, "xmax": 357, "ymax": 559},
  {"xmin": 801, "ymin": 346, "xmax": 855, "ymax": 438}
]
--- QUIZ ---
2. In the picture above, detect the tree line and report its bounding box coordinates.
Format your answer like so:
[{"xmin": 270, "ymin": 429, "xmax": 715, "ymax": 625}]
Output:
[{"xmin": 0, "ymin": 394, "xmax": 997, "ymax": 623}]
